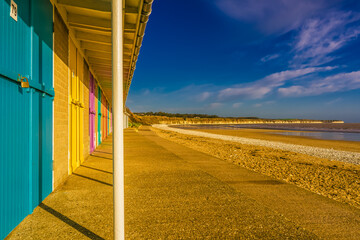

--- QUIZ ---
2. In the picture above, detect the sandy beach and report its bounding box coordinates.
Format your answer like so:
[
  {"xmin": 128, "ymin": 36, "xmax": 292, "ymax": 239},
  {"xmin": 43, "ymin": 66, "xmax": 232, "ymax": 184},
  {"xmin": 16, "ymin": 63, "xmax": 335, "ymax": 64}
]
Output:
[{"xmin": 152, "ymin": 124, "xmax": 360, "ymax": 208}]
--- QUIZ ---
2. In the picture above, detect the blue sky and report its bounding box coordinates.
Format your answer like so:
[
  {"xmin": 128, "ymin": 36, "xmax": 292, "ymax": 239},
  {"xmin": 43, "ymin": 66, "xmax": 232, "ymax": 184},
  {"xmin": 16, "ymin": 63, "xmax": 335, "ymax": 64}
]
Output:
[{"xmin": 127, "ymin": 0, "xmax": 360, "ymax": 122}]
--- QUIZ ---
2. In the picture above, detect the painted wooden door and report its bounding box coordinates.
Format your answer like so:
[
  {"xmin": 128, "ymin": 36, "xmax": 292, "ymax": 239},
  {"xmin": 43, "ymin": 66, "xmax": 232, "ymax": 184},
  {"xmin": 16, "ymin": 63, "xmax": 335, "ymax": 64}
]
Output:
[
  {"xmin": 103, "ymin": 103, "xmax": 106, "ymax": 139},
  {"xmin": 77, "ymin": 51, "xmax": 84, "ymax": 165},
  {"xmin": 98, "ymin": 87, "xmax": 102, "ymax": 144},
  {"xmin": 104, "ymin": 101, "xmax": 108, "ymax": 138},
  {"xmin": 107, "ymin": 104, "xmax": 110, "ymax": 135},
  {"xmin": 69, "ymin": 39, "xmax": 84, "ymax": 172},
  {"xmin": 102, "ymin": 102, "xmax": 105, "ymax": 140},
  {"xmin": 69, "ymin": 39, "xmax": 78, "ymax": 172},
  {"xmin": 0, "ymin": 0, "xmax": 53, "ymax": 238},
  {"xmin": 89, "ymin": 74, "xmax": 95, "ymax": 153},
  {"xmin": 95, "ymin": 82, "xmax": 98, "ymax": 146}
]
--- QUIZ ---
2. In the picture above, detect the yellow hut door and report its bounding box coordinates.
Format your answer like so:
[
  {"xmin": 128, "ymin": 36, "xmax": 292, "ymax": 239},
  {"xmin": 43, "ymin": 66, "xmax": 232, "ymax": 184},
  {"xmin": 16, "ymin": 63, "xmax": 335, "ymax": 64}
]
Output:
[
  {"xmin": 77, "ymin": 50, "xmax": 84, "ymax": 165},
  {"xmin": 69, "ymin": 39, "xmax": 80, "ymax": 173}
]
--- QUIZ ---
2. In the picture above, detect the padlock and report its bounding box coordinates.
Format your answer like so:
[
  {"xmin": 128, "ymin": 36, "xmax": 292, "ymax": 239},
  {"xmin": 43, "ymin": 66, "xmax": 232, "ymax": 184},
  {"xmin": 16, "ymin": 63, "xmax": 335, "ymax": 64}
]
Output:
[{"xmin": 20, "ymin": 76, "xmax": 30, "ymax": 88}]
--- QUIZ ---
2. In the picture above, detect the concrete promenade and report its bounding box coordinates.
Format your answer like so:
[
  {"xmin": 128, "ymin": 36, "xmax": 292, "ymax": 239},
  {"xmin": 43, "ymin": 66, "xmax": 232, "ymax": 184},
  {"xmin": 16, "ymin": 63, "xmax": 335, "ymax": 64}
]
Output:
[{"xmin": 6, "ymin": 128, "xmax": 360, "ymax": 239}]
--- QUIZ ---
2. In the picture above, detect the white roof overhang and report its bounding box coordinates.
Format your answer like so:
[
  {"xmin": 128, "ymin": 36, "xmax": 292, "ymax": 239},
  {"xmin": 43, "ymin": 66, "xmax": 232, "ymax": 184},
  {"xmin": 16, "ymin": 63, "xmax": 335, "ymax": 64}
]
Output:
[{"xmin": 52, "ymin": 0, "xmax": 153, "ymax": 104}]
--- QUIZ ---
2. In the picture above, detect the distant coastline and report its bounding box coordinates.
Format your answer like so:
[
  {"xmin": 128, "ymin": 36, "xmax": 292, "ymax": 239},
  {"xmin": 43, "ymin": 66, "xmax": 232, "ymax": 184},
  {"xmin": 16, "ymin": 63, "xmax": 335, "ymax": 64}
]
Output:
[
  {"xmin": 128, "ymin": 110, "xmax": 344, "ymax": 125},
  {"xmin": 133, "ymin": 116, "xmax": 344, "ymax": 126}
]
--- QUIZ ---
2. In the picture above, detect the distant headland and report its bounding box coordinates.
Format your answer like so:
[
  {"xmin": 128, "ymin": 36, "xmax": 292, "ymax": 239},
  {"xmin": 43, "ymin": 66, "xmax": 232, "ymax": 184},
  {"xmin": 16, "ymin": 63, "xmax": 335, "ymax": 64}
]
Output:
[{"xmin": 128, "ymin": 110, "xmax": 344, "ymax": 125}]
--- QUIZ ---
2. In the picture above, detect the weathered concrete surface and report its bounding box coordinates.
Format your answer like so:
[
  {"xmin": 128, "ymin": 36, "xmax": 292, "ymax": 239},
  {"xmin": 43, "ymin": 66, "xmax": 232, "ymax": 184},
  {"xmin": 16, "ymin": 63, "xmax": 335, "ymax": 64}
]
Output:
[
  {"xmin": 6, "ymin": 137, "xmax": 114, "ymax": 240},
  {"xmin": 125, "ymin": 129, "xmax": 317, "ymax": 239},
  {"xmin": 144, "ymin": 128, "xmax": 360, "ymax": 239},
  {"xmin": 6, "ymin": 128, "xmax": 360, "ymax": 239}
]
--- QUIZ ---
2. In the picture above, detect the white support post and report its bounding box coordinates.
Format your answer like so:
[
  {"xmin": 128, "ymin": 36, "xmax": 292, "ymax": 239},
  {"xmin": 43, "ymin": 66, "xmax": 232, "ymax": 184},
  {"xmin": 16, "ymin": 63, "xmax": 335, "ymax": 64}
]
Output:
[{"xmin": 112, "ymin": 0, "xmax": 124, "ymax": 239}]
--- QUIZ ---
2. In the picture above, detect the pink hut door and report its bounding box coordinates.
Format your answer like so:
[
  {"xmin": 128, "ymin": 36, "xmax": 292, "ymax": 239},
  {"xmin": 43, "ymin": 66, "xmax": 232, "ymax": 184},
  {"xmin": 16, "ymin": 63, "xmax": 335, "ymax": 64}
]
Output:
[{"xmin": 89, "ymin": 74, "xmax": 96, "ymax": 153}]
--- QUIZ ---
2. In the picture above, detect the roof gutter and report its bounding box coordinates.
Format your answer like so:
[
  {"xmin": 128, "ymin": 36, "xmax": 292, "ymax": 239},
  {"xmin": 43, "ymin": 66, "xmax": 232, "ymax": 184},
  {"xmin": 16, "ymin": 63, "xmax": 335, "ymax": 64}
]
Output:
[{"xmin": 125, "ymin": 0, "xmax": 154, "ymax": 98}]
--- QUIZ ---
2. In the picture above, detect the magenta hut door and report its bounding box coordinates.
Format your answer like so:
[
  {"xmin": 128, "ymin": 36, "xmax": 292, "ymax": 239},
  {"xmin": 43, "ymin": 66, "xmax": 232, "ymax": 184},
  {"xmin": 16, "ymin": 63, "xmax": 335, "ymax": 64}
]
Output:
[{"xmin": 89, "ymin": 73, "xmax": 96, "ymax": 153}]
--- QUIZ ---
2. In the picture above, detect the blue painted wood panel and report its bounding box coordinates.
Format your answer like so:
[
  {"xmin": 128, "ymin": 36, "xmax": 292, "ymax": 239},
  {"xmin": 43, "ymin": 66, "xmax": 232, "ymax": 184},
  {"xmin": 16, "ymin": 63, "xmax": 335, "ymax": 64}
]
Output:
[
  {"xmin": 31, "ymin": 0, "xmax": 53, "ymax": 89},
  {"xmin": 0, "ymin": 77, "xmax": 31, "ymax": 240},
  {"xmin": 0, "ymin": 0, "xmax": 31, "ymax": 80},
  {"xmin": 0, "ymin": 0, "xmax": 53, "ymax": 238}
]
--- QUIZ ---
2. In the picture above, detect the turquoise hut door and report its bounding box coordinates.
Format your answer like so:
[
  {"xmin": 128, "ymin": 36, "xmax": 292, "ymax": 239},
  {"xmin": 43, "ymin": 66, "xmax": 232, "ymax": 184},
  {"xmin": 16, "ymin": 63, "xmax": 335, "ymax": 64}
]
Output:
[
  {"xmin": 0, "ymin": 0, "xmax": 53, "ymax": 238},
  {"xmin": 98, "ymin": 86, "xmax": 102, "ymax": 144}
]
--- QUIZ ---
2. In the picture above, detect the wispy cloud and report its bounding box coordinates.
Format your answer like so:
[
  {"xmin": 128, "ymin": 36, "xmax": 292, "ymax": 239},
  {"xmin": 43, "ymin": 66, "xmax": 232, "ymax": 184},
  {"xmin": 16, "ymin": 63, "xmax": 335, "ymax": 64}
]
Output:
[
  {"xmin": 215, "ymin": 0, "xmax": 336, "ymax": 34},
  {"xmin": 253, "ymin": 101, "xmax": 275, "ymax": 108},
  {"xmin": 254, "ymin": 103, "xmax": 263, "ymax": 108},
  {"xmin": 291, "ymin": 11, "xmax": 360, "ymax": 67},
  {"xmin": 197, "ymin": 91, "xmax": 212, "ymax": 102},
  {"xmin": 158, "ymin": 84, "xmax": 217, "ymax": 102},
  {"xmin": 278, "ymin": 71, "xmax": 360, "ymax": 97},
  {"xmin": 218, "ymin": 66, "xmax": 334, "ymax": 100},
  {"xmin": 142, "ymin": 89, "xmax": 150, "ymax": 95},
  {"xmin": 232, "ymin": 102, "xmax": 243, "ymax": 108},
  {"xmin": 326, "ymin": 98, "xmax": 343, "ymax": 105},
  {"xmin": 209, "ymin": 102, "xmax": 223, "ymax": 108},
  {"xmin": 219, "ymin": 86, "xmax": 272, "ymax": 100},
  {"xmin": 261, "ymin": 54, "xmax": 280, "ymax": 63}
]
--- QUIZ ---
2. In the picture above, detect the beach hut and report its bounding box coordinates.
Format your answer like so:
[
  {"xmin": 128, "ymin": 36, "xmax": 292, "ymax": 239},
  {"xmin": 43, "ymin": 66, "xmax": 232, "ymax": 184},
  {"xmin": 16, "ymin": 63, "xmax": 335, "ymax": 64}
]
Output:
[{"xmin": 0, "ymin": 0, "xmax": 153, "ymax": 238}]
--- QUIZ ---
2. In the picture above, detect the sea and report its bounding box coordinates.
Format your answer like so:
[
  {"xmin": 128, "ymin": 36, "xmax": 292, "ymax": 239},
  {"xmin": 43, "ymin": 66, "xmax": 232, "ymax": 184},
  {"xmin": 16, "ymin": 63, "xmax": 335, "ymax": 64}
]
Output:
[{"xmin": 174, "ymin": 123, "xmax": 360, "ymax": 142}]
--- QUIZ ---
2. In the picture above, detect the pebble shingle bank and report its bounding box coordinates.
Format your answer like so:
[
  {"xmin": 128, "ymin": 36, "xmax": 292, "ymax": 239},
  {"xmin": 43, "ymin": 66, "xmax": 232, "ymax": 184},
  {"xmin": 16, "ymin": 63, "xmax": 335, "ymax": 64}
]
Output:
[{"xmin": 153, "ymin": 124, "xmax": 360, "ymax": 165}]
